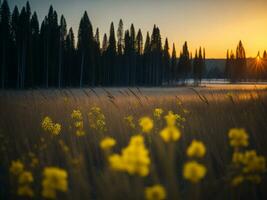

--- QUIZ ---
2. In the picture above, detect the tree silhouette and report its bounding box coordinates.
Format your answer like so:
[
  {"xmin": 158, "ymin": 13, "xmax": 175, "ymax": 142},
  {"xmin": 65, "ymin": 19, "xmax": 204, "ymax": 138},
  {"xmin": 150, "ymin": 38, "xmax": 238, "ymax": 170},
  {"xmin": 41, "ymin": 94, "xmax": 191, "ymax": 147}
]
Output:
[
  {"xmin": 77, "ymin": 11, "xmax": 94, "ymax": 87},
  {"xmin": 65, "ymin": 27, "xmax": 75, "ymax": 87},
  {"xmin": 0, "ymin": 0, "xmax": 11, "ymax": 88},
  {"xmin": 171, "ymin": 43, "xmax": 177, "ymax": 85},
  {"xmin": 106, "ymin": 22, "xmax": 116, "ymax": 85},
  {"xmin": 0, "ymin": 1, "xmax": 220, "ymax": 89},
  {"xmin": 58, "ymin": 15, "xmax": 67, "ymax": 88},
  {"xmin": 162, "ymin": 38, "xmax": 170, "ymax": 84},
  {"xmin": 178, "ymin": 41, "xmax": 191, "ymax": 84}
]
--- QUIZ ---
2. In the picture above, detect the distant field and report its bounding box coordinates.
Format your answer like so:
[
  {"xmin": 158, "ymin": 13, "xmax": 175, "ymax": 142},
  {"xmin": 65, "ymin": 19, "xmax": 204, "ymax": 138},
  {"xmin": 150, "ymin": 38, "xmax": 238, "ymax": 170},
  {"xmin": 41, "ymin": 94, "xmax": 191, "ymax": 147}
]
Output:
[{"xmin": 0, "ymin": 85, "xmax": 267, "ymax": 199}]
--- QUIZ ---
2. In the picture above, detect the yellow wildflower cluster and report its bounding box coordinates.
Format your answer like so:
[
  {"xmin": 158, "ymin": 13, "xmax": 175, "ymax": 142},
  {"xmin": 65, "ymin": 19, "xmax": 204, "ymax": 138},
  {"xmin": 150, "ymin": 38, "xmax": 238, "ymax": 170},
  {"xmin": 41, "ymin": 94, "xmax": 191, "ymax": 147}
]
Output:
[
  {"xmin": 41, "ymin": 116, "xmax": 61, "ymax": 135},
  {"xmin": 164, "ymin": 111, "xmax": 185, "ymax": 126},
  {"xmin": 109, "ymin": 135, "xmax": 150, "ymax": 176},
  {"xmin": 71, "ymin": 110, "xmax": 85, "ymax": 136},
  {"xmin": 124, "ymin": 115, "xmax": 135, "ymax": 129},
  {"xmin": 9, "ymin": 160, "xmax": 34, "ymax": 197},
  {"xmin": 17, "ymin": 171, "xmax": 34, "ymax": 197},
  {"xmin": 139, "ymin": 117, "xmax": 154, "ymax": 133},
  {"xmin": 183, "ymin": 139, "xmax": 207, "ymax": 183},
  {"xmin": 42, "ymin": 167, "xmax": 68, "ymax": 199},
  {"xmin": 187, "ymin": 140, "xmax": 206, "ymax": 158},
  {"xmin": 88, "ymin": 106, "xmax": 107, "ymax": 133},
  {"xmin": 145, "ymin": 184, "xmax": 166, "ymax": 200},
  {"xmin": 231, "ymin": 150, "xmax": 266, "ymax": 186},
  {"xmin": 228, "ymin": 128, "xmax": 249, "ymax": 148},
  {"xmin": 9, "ymin": 160, "xmax": 24, "ymax": 176},
  {"xmin": 153, "ymin": 108, "xmax": 164, "ymax": 119},
  {"xmin": 183, "ymin": 161, "xmax": 207, "ymax": 183},
  {"xmin": 228, "ymin": 129, "xmax": 266, "ymax": 186},
  {"xmin": 160, "ymin": 111, "xmax": 181, "ymax": 142},
  {"xmin": 71, "ymin": 110, "xmax": 82, "ymax": 120},
  {"xmin": 100, "ymin": 137, "xmax": 116, "ymax": 151}
]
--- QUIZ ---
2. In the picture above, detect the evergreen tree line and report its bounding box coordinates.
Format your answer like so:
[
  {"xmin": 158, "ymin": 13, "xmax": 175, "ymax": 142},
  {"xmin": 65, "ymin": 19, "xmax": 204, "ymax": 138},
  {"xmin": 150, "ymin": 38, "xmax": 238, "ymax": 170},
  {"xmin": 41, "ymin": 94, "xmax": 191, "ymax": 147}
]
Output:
[
  {"xmin": 0, "ymin": 0, "xmax": 206, "ymax": 89},
  {"xmin": 225, "ymin": 41, "xmax": 267, "ymax": 82}
]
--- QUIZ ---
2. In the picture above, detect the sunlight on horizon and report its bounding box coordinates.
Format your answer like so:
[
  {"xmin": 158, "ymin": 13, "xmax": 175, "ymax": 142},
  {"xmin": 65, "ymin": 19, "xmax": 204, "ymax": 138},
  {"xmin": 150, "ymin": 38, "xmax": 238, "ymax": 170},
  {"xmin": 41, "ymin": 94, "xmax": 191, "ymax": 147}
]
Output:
[{"xmin": 9, "ymin": 0, "xmax": 267, "ymax": 58}]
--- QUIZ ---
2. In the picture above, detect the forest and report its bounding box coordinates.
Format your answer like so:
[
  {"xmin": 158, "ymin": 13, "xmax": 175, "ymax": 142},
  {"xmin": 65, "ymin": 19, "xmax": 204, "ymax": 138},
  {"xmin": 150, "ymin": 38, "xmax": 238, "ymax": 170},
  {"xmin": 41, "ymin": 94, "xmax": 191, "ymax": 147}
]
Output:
[{"xmin": 0, "ymin": 0, "xmax": 266, "ymax": 89}]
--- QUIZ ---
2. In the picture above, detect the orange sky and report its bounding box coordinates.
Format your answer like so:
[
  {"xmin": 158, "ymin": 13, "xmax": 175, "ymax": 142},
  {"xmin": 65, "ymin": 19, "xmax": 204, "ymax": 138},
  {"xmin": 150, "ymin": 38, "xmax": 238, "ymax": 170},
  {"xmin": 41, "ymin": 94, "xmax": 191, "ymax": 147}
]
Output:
[{"xmin": 11, "ymin": 0, "xmax": 267, "ymax": 58}]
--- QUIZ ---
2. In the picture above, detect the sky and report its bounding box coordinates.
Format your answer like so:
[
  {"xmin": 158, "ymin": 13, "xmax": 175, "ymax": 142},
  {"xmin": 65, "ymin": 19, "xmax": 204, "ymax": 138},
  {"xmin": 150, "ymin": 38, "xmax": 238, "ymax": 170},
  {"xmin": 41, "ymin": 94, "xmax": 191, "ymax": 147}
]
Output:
[{"xmin": 8, "ymin": 0, "xmax": 267, "ymax": 58}]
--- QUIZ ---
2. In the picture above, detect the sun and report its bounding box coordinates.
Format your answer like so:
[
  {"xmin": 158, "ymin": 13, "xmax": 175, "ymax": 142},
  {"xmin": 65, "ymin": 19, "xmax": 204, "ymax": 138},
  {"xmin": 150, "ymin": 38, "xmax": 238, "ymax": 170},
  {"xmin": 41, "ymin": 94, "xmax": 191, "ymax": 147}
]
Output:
[{"xmin": 257, "ymin": 55, "xmax": 261, "ymax": 62}]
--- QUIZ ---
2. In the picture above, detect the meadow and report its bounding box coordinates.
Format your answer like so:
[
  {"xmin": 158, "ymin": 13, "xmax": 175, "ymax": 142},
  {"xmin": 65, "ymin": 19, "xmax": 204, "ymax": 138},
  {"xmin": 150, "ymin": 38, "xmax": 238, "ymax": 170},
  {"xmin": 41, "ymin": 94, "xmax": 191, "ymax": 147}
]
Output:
[{"xmin": 0, "ymin": 85, "xmax": 267, "ymax": 200}]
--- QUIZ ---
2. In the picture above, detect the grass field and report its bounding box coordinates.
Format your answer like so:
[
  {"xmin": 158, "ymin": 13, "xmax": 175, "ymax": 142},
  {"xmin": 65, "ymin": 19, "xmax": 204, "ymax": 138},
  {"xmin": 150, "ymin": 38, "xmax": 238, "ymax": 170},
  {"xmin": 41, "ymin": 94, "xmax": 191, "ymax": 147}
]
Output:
[{"xmin": 0, "ymin": 85, "xmax": 267, "ymax": 200}]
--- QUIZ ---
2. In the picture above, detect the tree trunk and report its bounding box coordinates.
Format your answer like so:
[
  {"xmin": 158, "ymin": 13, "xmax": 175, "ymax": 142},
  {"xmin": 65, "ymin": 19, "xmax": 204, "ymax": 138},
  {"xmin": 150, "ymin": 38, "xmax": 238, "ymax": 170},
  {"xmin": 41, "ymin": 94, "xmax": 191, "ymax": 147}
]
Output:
[
  {"xmin": 1, "ymin": 40, "xmax": 6, "ymax": 89},
  {"xmin": 80, "ymin": 52, "xmax": 84, "ymax": 87},
  {"xmin": 58, "ymin": 42, "xmax": 62, "ymax": 88}
]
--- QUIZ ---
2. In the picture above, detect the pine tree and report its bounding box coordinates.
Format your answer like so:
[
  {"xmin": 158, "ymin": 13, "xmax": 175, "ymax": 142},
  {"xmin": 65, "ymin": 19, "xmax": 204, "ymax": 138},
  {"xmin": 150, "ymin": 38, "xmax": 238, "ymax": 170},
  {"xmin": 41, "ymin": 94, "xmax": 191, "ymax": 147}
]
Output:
[
  {"xmin": 136, "ymin": 29, "xmax": 143, "ymax": 85},
  {"xmin": 117, "ymin": 20, "xmax": 124, "ymax": 85},
  {"xmin": 24, "ymin": 1, "xmax": 33, "ymax": 88},
  {"xmin": 10, "ymin": 6, "xmax": 20, "ymax": 87},
  {"xmin": 65, "ymin": 28, "xmax": 75, "ymax": 86},
  {"xmin": 235, "ymin": 40, "xmax": 246, "ymax": 81},
  {"xmin": 77, "ymin": 11, "xmax": 94, "ymax": 87},
  {"xmin": 107, "ymin": 22, "xmax": 116, "ymax": 85},
  {"xmin": 117, "ymin": 19, "xmax": 124, "ymax": 56},
  {"xmin": 129, "ymin": 24, "xmax": 136, "ymax": 85},
  {"xmin": 94, "ymin": 28, "xmax": 101, "ymax": 86},
  {"xmin": 193, "ymin": 49, "xmax": 198, "ymax": 84},
  {"xmin": 58, "ymin": 15, "xmax": 67, "ymax": 87},
  {"xmin": 0, "ymin": 0, "xmax": 11, "ymax": 88},
  {"xmin": 171, "ymin": 43, "xmax": 177, "ymax": 84},
  {"xmin": 225, "ymin": 50, "xmax": 230, "ymax": 80},
  {"xmin": 150, "ymin": 25, "xmax": 162, "ymax": 85},
  {"xmin": 124, "ymin": 30, "xmax": 131, "ymax": 85},
  {"xmin": 101, "ymin": 33, "xmax": 108, "ymax": 85},
  {"xmin": 197, "ymin": 47, "xmax": 204, "ymax": 83},
  {"xmin": 31, "ymin": 12, "xmax": 40, "ymax": 87},
  {"xmin": 143, "ymin": 32, "xmax": 151, "ymax": 85},
  {"xmin": 163, "ymin": 38, "xmax": 170, "ymax": 84},
  {"xmin": 178, "ymin": 41, "xmax": 191, "ymax": 84}
]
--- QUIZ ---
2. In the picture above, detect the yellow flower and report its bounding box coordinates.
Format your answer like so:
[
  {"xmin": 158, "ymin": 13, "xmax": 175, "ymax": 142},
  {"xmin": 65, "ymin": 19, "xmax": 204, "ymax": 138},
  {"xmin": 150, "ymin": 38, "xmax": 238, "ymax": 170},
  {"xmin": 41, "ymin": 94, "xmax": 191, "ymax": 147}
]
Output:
[
  {"xmin": 228, "ymin": 128, "xmax": 249, "ymax": 147},
  {"xmin": 17, "ymin": 185, "xmax": 34, "ymax": 197},
  {"xmin": 109, "ymin": 135, "xmax": 150, "ymax": 176},
  {"xmin": 154, "ymin": 108, "xmax": 163, "ymax": 119},
  {"xmin": 145, "ymin": 184, "xmax": 166, "ymax": 200},
  {"xmin": 42, "ymin": 167, "xmax": 68, "ymax": 199},
  {"xmin": 52, "ymin": 123, "xmax": 61, "ymax": 135},
  {"xmin": 88, "ymin": 106, "xmax": 107, "ymax": 132},
  {"xmin": 160, "ymin": 126, "xmax": 181, "ymax": 142},
  {"xmin": 139, "ymin": 117, "xmax": 154, "ymax": 133},
  {"xmin": 41, "ymin": 117, "xmax": 53, "ymax": 132},
  {"xmin": 41, "ymin": 117, "xmax": 61, "ymax": 136},
  {"xmin": 18, "ymin": 171, "xmax": 34, "ymax": 184},
  {"xmin": 109, "ymin": 154, "xmax": 125, "ymax": 171},
  {"xmin": 124, "ymin": 115, "xmax": 135, "ymax": 129},
  {"xmin": 183, "ymin": 161, "xmax": 207, "ymax": 183},
  {"xmin": 76, "ymin": 130, "xmax": 85, "ymax": 137},
  {"xmin": 232, "ymin": 152, "xmax": 244, "ymax": 164},
  {"xmin": 74, "ymin": 121, "xmax": 83, "ymax": 129},
  {"xmin": 71, "ymin": 110, "xmax": 83, "ymax": 120},
  {"xmin": 100, "ymin": 137, "xmax": 116, "ymax": 150},
  {"xmin": 186, "ymin": 140, "xmax": 206, "ymax": 158},
  {"xmin": 242, "ymin": 150, "xmax": 266, "ymax": 173},
  {"xmin": 231, "ymin": 175, "xmax": 244, "ymax": 186},
  {"xmin": 164, "ymin": 111, "xmax": 177, "ymax": 126},
  {"xmin": 9, "ymin": 160, "xmax": 24, "ymax": 176}
]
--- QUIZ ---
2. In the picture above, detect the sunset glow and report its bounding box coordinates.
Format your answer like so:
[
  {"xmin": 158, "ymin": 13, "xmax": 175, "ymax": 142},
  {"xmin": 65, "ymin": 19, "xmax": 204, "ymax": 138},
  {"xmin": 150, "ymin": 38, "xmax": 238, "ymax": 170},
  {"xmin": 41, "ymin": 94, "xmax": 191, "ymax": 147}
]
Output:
[{"xmin": 9, "ymin": 0, "xmax": 267, "ymax": 58}]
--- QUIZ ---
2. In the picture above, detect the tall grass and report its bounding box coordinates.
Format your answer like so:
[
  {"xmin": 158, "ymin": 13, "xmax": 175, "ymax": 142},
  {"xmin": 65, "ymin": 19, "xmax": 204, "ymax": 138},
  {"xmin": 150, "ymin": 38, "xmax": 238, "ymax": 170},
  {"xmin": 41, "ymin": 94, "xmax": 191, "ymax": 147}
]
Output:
[{"xmin": 0, "ymin": 86, "xmax": 267, "ymax": 200}]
